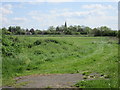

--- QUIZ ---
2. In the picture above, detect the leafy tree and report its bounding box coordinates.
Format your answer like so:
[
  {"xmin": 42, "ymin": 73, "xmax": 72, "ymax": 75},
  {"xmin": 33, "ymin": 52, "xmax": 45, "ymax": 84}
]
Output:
[
  {"xmin": 56, "ymin": 26, "xmax": 60, "ymax": 32},
  {"xmin": 85, "ymin": 27, "xmax": 91, "ymax": 35},
  {"xmin": 92, "ymin": 28, "xmax": 100, "ymax": 36},
  {"xmin": 2, "ymin": 27, "xmax": 11, "ymax": 35},
  {"xmin": 8, "ymin": 26, "xmax": 15, "ymax": 34},
  {"xmin": 98, "ymin": 26, "xmax": 111, "ymax": 36},
  {"xmin": 56, "ymin": 26, "xmax": 61, "ymax": 35},
  {"xmin": 30, "ymin": 28, "xmax": 35, "ymax": 35},
  {"xmin": 15, "ymin": 26, "xmax": 21, "ymax": 35},
  {"xmin": 35, "ymin": 29, "xmax": 42, "ymax": 35},
  {"xmin": 1, "ymin": 25, "xmax": 117, "ymax": 37},
  {"xmin": 47, "ymin": 26, "xmax": 57, "ymax": 34}
]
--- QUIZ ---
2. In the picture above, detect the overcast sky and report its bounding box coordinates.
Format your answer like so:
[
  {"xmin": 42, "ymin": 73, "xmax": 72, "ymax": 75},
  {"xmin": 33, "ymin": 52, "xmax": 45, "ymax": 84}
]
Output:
[{"xmin": 0, "ymin": 1, "xmax": 118, "ymax": 30}]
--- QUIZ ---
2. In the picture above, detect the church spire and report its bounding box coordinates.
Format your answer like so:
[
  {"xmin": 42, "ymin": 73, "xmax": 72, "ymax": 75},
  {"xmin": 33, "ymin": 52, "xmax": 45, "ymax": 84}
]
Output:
[{"xmin": 65, "ymin": 21, "xmax": 67, "ymax": 28}]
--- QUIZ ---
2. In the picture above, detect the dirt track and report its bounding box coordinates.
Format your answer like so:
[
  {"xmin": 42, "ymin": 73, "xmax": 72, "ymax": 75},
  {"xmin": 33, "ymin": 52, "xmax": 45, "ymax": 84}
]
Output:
[{"xmin": 15, "ymin": 74, "xmax": 84, "ymax": 88}]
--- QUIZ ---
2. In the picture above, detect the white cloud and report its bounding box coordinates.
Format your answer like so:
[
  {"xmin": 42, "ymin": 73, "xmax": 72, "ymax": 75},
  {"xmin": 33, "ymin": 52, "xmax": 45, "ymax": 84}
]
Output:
[
  {"xmin": 9, "ymin": 17, "xmax": 28, "ymax": 27},
  {"xmin": 13, "ymin": 17, "xmax": 27, "ymax": 22},
  {"xmin": 1, "ymin": 16, "xmax": 11, "ymax": 28},
  {"xmin": 67, "ymin": 15, "xmax": 117, "ymax": 30},
  {"xmin": 1, "ymin": 3, "xmax": 117, "ymax": 30},
  {"xmin": 82, "ymin": 4, "xmax": 115, "ymax": 10},
  {"xmin": 57, "ymin": 10, "xmax": 103, "ymax": 17},
  {"xmin": 62, "ymin": 9, "xmax": 117, "ymax": 30},
  {"xmin": 0, "ymin": 4, "xmax": 13, "ymax": 27},
  {"xmin": 0, "ymin": 4, "xmax": 13, "ymax": 15},
  {"xmin": 28, "ymin": 3, "xmax": 117, "ymax": 30},
  {"xmin": 48, "ymin": 7, "xmax": 107, "ymax": 17},
  {"xmin": 2, "ymin": 17, "xmax": 28, "ymax": 28},
  {"xmin": 2, "ymin": 17, "xmax": 8, "ymax": 24},
  {"xmin": 1, "ymin": 4, "xmax": 29, "ymax": 28}
]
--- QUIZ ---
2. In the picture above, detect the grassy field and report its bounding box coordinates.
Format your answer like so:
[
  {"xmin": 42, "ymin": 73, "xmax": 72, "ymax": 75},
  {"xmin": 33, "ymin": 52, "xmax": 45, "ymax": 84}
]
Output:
[{"xmin": 2, "ymin": 35, "xmax": 118, "ymax": 88}]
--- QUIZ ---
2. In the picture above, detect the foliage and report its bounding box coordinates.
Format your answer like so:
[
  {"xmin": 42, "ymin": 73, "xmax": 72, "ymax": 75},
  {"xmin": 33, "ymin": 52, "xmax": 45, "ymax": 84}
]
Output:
[
  {"xmin": 75, "ymin": 79, "xmax": 118, "ymax": 88},
  {"xmin": 1, "ymin": 24, "xmax": 118, "ymax": 36},
  {"xmin": 2, "ymin": 35, "xmax": 118, "ymax": 88}
]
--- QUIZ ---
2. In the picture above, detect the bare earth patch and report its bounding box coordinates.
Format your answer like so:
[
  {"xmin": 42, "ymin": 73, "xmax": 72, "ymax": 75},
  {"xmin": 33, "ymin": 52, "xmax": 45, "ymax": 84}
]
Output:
[{"xmin": 15, "ymin": 74, "xmax": 84, "ymax": 88}]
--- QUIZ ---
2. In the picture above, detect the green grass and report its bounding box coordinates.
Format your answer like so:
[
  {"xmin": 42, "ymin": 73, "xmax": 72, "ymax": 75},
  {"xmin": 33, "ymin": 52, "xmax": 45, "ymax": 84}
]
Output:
[
  {"xmin": 2, "ymin": 35, "xmax": 118, "ymax": 88},
  {"xmin": 13, "ymin": 81, "xmax": 30, "ymax": 88},
  {"xmin": 74, "ymin": 79, "xmax": 118, "ymax": 88}
]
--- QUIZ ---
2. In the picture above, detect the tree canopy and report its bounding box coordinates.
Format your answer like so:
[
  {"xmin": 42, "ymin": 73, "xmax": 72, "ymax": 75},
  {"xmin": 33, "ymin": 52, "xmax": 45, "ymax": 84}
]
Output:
[{"xmin": 1, "ymin": 24, "xmax": 118, "ymax": 37}]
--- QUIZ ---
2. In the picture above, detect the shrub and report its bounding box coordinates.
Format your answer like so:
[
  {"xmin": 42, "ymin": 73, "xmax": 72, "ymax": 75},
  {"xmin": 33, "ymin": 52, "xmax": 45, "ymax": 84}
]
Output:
[
  {"xmin": 34, "ymin": 40, "xmax": 42, "ymax": 45},
  {"xmin": 83, "ymin": 76, "xmax": 88, "ymax": 79},
  {"xmin": 44, "ymin": 58, "xmax": 52, "ymax": 61},
  {"xmin": 27, "ymin": 44, "xmax": 33, "ymax": 48},
  {"xmin": 13, "ymin": 37, "xmax": 20, "ymax": 42},
  {"xmin": 107, "ymin": 41, "xmax": 113, "ymax": 44},
  {"xmin": 45, "ymin": 39, "xmax": 59, "ymax": 44},
  {"xmin": 34, "ymin": 50, "xmax": 43, "ymax": 55},
  {"xmin": 104, "ymin": 75, "xmax": 110, "ymax": 78},
  {"xmin": 82, "ymin": 71, "xmax": 90, "ymax": 76},
  {"xmin": 26, "ymin": 64, "xmax": 38, "ymax": 71}
]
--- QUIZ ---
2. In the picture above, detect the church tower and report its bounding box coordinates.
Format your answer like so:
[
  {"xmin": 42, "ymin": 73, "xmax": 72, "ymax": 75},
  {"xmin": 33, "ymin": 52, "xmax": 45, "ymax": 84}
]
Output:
[{"xmin": 65, "ymin": 21, "xmax": 67, "ymax": 28}]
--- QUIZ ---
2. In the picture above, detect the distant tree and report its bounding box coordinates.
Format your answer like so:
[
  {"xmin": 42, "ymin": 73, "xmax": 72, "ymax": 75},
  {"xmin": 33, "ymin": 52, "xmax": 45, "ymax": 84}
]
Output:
[
  {"xmin": 26, "ymin": 29, "xmax": 29, "ymax": 32},
  {"xmin": 92, "ymin": 28, "xmax": 100, "ymax": 36},
  {"xmin": 20, "ymin": 29, "xmax": 26, "ymax": 35},
  {"xmin": 16, "ymin": 26, "xmax": 21, "ymax": 31},
  {"xmin": 30, "ymin": 28, "xmax": 35, "ymax": 35},
  {"xmin": 8, "ymin": 26, "xmax": 16, "ymax": 34},
  {"xmin": 77, "ymin": 25, "xmax": 83, "ymax": 33},
  {"xmin": 65, "ymin": 30, "xmax": 73, "ymax": 35},
  {"xmin": 15, "ymin": 26, "xmax": 21, "ymax": 35},
  {"xmin": 56, "ymin": 26, "xmax": 60, "ymax": 32},
  {"xmin": 2, "ymin": 24, "xmax": 117, "ymax": 36},
  {"xmin": 58, "ymin": 25, "xmax": 65, "ymax": 34},
  {"xmin": 35, "ymin": 29, "xmax": 42, "ymax": 35},
  {"xmin": 85, "ymin": 27, "xmax": 91, "ymax": 35},
  {"xmin": 42, "ymin": 30, "xmax": 51, "ymax": 35},
  {"xmin": 67, "ymin": 26, "xmax": 75, "ymax": 35},
  {"xmin": 99, "ymin": 26, "xmax": 111, "ymax": 36},
  {"xmin": 2, "ymin": 27, "xmax": 11, "ymax": 35},
  {"xmin": 8, "ymin": 26, "xmax": 22, "ymax": 35},
  {"xmin": 47, "ymin": 26, "xmax": 57, "ymax": 34},
  {"xmin": 48, "ymin": 26, "xmax": 55, "ymax": 31},
  {"xmin": 80, "ymin": 26, "xmax": 88, "ymax": 35}
]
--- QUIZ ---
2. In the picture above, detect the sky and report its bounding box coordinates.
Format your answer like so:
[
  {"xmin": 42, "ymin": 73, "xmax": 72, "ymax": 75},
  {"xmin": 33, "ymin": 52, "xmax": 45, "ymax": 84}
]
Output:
[{"xmin": 0, "ymin": 1, "xmax": 118, "ymax": 30}]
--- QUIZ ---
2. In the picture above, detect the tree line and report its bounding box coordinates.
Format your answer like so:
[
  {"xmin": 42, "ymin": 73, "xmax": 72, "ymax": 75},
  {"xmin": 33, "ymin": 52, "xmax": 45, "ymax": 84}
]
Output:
[{"xmin": 1, "ymin": 24, "xmax": 118, "ymax": 37}]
